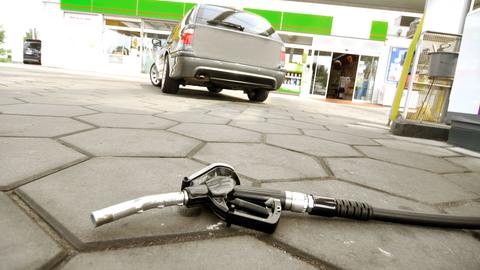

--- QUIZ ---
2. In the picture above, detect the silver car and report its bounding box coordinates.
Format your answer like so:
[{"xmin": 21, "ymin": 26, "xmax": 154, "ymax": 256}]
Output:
[{"xmin": 149, "ymin": 4, "xmax": 286, "ymax": 102}]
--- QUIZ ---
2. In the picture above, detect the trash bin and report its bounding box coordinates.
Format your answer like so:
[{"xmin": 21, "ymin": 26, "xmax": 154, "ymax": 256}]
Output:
[{"xmin": 428, "ymin": 52, "xmax": 458, "ymax": 79}]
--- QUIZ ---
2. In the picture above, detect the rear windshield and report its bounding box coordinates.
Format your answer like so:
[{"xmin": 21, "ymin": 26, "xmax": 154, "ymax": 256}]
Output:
[
  {"xmin": 24, "ymin": 42, "xmax": 41, "ymax": 50},
  {"xmin": 196, "ymin": 5, "xmax": 280, "ymax": 40}
]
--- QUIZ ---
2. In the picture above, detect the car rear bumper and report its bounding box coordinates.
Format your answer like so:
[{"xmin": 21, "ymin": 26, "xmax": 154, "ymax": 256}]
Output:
[
  {"xmin": 23, "ymin": 54, "xmax": 41, "ymax": 63},
  {"xmin": 170, "ymin": 55, "xmax": 286, "ymax": 90}
]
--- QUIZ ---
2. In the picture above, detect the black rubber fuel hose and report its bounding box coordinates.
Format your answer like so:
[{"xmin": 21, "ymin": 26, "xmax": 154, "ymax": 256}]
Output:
[
  {"xmin": 371, "ymin": 207, "xmax": 480, "ymax": 229},
  {"xmin": 309, "ymin": 197, "xmax": 480, "ymax": 229}
]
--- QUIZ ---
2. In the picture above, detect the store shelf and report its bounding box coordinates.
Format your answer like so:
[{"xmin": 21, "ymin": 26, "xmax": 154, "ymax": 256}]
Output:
[
  {"xmin": 413, "ymin": 82, "xmax": 451, "ymax": 88},
  {"xmin": 285, "ymin": 76, "xmax": 302, "ymax": 79}
]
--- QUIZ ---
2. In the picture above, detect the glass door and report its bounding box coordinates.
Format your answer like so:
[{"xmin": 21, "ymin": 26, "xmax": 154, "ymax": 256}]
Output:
[
  {"xmin": 353, "ymin": 55, "xmax": 379, "ymax": 102},
  {"xmin": 310, "ymin": 51, "xmax": 332, "ymax": 97}
]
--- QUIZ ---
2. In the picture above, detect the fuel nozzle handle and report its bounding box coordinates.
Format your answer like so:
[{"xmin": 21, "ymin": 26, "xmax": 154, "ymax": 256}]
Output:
[{"xmin": 232, "ymin": 186, "xmax": 372, "ymax": 219}]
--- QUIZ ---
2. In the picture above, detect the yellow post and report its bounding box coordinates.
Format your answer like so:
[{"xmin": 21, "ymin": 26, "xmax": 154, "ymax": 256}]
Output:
[{"xmin": 389, "ymin": 16, "xmax": 425, "ymax": 122}]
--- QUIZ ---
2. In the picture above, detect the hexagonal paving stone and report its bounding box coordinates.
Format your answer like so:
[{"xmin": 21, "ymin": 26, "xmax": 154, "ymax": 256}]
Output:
[
  {"xmin": 194, "ymin": 143, "xmax": 327, "ymax": 181},
  {"xmin": 326, "ymin": 158, "xmax": 478, "ymax": 204},
  {"xmin": 272, "ymin": 214, "xmax": 480, "ymax": 270},
  {"xmin": 77, "ymin": 113, "xmax": 177, "ymax": 129},
  {"xmin": 303, "ymin": 129, "xmax": 378, "ymax": 145},
  {"xmin": 267, "ymin": 118, "xmax": 326, "ymax": 130},
  {"xmin": 357, "ymin": 146, "xmax": 465, "ymax": 173},
  {"xmin": 448, "ymin": 147, "xmax": 480, "ymax": 158},
  {"xmin": 169, "ymin": 123, "xmax": 262, "ymax": 142},
  {"xmin": 85, "ymin": 104, "xmax": 161, "ymax": 115},
  {"xmin": 290, "ymin": 115, "xmax": 331, "ymax": 126},
  {"xmin": 263, "ymin": 180, "xmax": 440, "ymax": 213},
  {"xmin": 446, "ymin": 157, "xmax": 480, "ymax": 172},
  {"xmin": 0, "ymin": 115, "xmax": 93, "ymax": 137},
  {"xmin": 443, "ymin": 173, "xmax": 480, "ymax": 196},
  {"xmin": 207, "ymin": 110, "xmax": 243, "ymax": 119},
  {"xmin": 0, "ymin": 103, "xmax": 95, "ymax": 117},
  {"xmin": 388, "ymin": 134, "xmax": 451, "ymax": 147},
  {"xmin": 18, "ymin": 96, "xmax": 99, "ymax": 106},
  {"xmin": 61, "ymin": 236, "xmax": 317, "ymax": 270},
  {"xmin": 232, "ymin": 113, "xmax": 266, "ymax": 122},
  {"xmin": 267, "ymin": 134, "xmax": 361, "ymax": 157},
  {"xmin": 158, "ymin": 111, "xmax": 229, "ymax": 124},
  {"xmin": 327, "ymin": 124, "xmax": 390, "ymax": 139},
  {"xmin": 445, "ymin": 201, "xmax": 480, "ymax": 216},
  {"xmin": 17, "ymin": 157, "xmax": 220, "ymax": 249},
  {"xmin": 0, "ymin": 138, "xmax": 86, "ymax": 190},
  {"xmin": 0, "ymin": 97, "xmax": 23, "ymax": 105},
  {"xmin": 60, "ymin": 128, "xmax": 200, "ymax": 157},
  {"xmin": 0, "ymin": 193, "xmax": 65, "ymax": 269},
  {"xmin": 375, "ymin": 139, "xmax": 458, "ymax": 157},
  {"xmin": 230, "ymin": 121, "xmax": 301, "ymax": 134},
  {"xmin": 242, "ymin": 110, "xmax": 291, "ymax": 120},
  {"xmin": 355, "ymin": 122, "xmax": 391, "ymax": 131}
]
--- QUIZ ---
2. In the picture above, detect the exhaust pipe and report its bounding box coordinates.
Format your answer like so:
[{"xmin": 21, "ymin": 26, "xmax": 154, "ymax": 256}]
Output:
[{"xmin": 197, "ymin": 73, "xmax": 209, "ymax": 81}]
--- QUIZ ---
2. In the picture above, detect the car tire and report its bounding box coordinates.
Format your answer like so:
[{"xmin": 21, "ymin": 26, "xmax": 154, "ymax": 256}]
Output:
[
  {"xmin": 207, "ymin": 86, "xmax": 222, "ymax": 93},
  {"xmin": 150, "ymin": 63, "xmax": 162, "ymax": 87},
  {"xmin": 247, "ymin": 89, "xmax": 269, "ymax": 102},
  {"xmin": 160, "ymin": 56, "xmax": 179, "ymax": 94}
]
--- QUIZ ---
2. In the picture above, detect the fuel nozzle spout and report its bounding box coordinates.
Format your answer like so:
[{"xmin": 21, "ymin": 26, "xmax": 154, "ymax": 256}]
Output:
[{"xmin": 90, "ymin": 192, "xmax": 187, "ymax": 227}]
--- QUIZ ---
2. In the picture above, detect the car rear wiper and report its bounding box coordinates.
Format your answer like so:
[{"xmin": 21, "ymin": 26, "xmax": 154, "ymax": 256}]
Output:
[
  {"xmin": 207, "ymin": 19, "xmax": 244, "ymax": 31},
  {"xmin": 258, "ymin": 27, "xmax": 275, "ymax": 37}
]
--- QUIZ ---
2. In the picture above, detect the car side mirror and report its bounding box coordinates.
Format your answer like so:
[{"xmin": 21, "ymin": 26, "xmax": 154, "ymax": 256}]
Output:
[{"xmin": 152, "ymin": 39, "xmax": 163, "ymax": 47}]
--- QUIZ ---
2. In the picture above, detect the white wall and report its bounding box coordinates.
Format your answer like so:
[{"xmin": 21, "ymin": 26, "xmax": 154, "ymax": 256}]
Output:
[
  {"xmin": 448, "ymin": 9, "xmax": 480, "ymax": 115},
  {"xmin": 40, "ymin": 2, "xmax": 104, "ymax": 72},
  {"xmin": 423, "ymin": 0, "xmax": 471, "ymax": 35}
]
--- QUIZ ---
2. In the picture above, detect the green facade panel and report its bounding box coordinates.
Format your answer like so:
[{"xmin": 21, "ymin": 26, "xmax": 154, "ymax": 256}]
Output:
[
  {"xmin": 92, "ymin": 0, "xmax": 136, "ymax": 16},
  {"xmin": 184, "ymin": 2, "xmax": 196, "ymax": 15},
  {"xmin": 370, "ymin": 21, "xmax": 388, "ymax": 41},
  {"xmin": 138, "ymin": 0, "xmax": 185, "ymax": 20},
  {"xmin": 281, "ymin": 12, "xmax": 332, "ymax": 35},
  {"xmin": 60, "ymin": 0, "xmax": 92, "ymax": 12},
  {"xmin": 244, "ymin": 8, "xmax": 282, "ymax": 29}
]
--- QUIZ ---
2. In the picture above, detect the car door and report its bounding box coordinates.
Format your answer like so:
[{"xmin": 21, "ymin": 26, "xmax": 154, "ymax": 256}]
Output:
[{"xmin": 155, "ymin": 23, "xmax": 180, "ymax": 79}]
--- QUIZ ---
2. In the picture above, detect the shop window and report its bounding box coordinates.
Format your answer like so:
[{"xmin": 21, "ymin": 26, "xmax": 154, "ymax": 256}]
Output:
[
  {"xmin": 143, "ymin": 20, "xmax": 177, "ymax": 32},
  {"xmin": 103, "ymin": 29, "xmax": 141, "ymax": 63},
  {"xmin": 105, "ymin": 19, "xmax": 141, "ymax": 29},
  {"xmin": 474, "ymin": 0, "xmax": 480, "ymax": 10}
]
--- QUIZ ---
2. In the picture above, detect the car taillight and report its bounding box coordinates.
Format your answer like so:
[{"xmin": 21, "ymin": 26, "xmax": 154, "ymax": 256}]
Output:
[
  {"xmin": 281, "ymin": 46, "xmax": 286, "ymax": 65},
  {"xmin": 180, "ymin": 28, "xmax": 194, "ymax": 49}
]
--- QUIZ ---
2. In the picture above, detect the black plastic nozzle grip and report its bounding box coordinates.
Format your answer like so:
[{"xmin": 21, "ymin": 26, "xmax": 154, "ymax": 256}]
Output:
[
  {"xmin": 309, "ymin": 196, "xmax": 373, "ymax": 221},
  {"xmin": 232, "ymin": 186, "xmax": 286, "ymax": 207}
]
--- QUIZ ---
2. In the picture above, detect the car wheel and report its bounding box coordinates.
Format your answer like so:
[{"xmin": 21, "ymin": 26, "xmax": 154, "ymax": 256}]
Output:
[
  {"xmin": 207, "ymin": 86, "xmax": 222, "ymax": 93},
  {"xmin": 150, "ymin": 64, "xmax": 161, "ymax": 87},
  {"xmin": 160, "ymin": 56, "xmax": 179, "ymax": 94},
  {"xmin": 247, "ymin": 89, "xmax": 269, "ymax": 102}
]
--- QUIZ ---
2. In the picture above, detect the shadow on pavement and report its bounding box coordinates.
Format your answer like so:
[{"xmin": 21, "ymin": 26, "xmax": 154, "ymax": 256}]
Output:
[{"xmin": 140, "ymin": 84, "xmax": 252, "ymax": 103}]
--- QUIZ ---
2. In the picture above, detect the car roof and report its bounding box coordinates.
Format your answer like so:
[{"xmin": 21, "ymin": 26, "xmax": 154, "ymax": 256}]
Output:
[{"xmin": 197, "ymin": 4, "xmax": 241, "ymax": 12}]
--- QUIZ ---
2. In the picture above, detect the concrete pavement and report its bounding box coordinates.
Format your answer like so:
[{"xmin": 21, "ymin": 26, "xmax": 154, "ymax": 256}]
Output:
[{"xmin": 1, "ymin": 65, "xmax": 479, "ymax": 270}]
